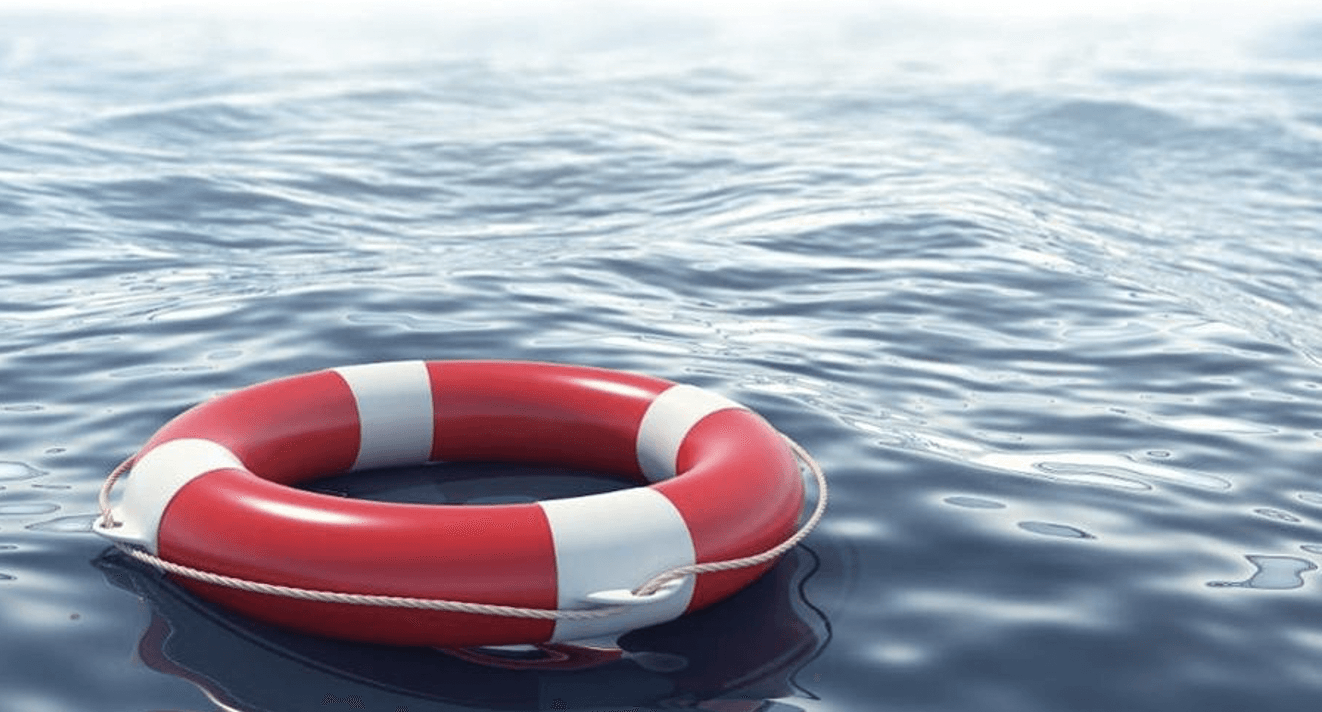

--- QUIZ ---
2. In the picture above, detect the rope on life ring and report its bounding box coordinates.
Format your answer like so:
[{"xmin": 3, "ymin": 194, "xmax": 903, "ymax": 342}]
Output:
[{"xmin": 97, "ymin": 432, "xmax": 826, "ymax": 620}]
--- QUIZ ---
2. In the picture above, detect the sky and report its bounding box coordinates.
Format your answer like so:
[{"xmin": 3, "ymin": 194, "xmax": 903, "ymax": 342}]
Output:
[{"xmin": 6, "ymin": 0, "xmax": 1317, "ymax": 18}]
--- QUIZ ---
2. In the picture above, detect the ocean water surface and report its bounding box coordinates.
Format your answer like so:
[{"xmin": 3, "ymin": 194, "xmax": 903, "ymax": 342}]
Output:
[{"xmin": 2, "ymin": 2, "xmax": 1322, "ymax": 711}]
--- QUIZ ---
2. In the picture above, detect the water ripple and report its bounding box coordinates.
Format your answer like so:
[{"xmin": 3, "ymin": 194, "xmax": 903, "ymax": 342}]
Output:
[
  {"xmin": 1018, "ymin": 521, "xmax": 1096, "ymax": 540},
  {"xmin": 1210, "ymin": 555, "xmax": 1317, "ymax": 590},
  {"xmin": 944, "ymin": 496, "xmax": 1007, "ymax": 510},
  {"xmin": 0, "ymin": 503, "xmax": 60, "ymax": 516},
  {"xmin": 0, "ymin": 462, "xmax": 44, "ymax": 481},
  {"xmin": 24, "ymin": 515, "xmax": 97, "ymax": 534},
  {"xmin": 930, "ymin": 438, "xmax": 1232, "ymax": 492},
  {"xmin": 3, "ymin": 4, "xmax": 1322, "ymax": 712}
]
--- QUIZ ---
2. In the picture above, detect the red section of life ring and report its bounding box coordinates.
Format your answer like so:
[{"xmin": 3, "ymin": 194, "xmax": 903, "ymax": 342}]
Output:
[{"xmin": 95, "ymin": 360, "xmax": 804, "ymax": 648}]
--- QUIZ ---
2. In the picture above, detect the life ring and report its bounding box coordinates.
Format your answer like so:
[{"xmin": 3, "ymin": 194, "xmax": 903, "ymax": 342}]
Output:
[{"xmin": 94, "ymin": 360, "xmax": 808, "ymax": 648}]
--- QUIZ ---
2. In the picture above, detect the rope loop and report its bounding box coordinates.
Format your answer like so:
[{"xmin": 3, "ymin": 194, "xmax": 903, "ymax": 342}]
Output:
[{"xmin": 98, "ymin": 433, "xmax": 826, "ymax": 620}]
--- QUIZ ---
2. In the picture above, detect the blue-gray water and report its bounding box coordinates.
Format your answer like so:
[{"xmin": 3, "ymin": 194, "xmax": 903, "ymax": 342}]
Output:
[{"xmin": 3, "ymin": 3, "xmax": 1322, "ymax": 711}]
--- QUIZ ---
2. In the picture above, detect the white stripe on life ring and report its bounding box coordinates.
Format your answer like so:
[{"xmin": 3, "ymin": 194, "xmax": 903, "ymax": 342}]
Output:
[
  {"xmin": 335, "ymin": 361, "xmax": 435, "ymax": 471},
  {"xmin": 102, "ymin": 438, "xmax": 244, "ymax": 553},
  {"xmin": 540, "ymin": 486, "xmax": 695, "ymax": 642},
  {"xmin": 635, "ymin": 384, "xmax": 746, "ymax": 482}
]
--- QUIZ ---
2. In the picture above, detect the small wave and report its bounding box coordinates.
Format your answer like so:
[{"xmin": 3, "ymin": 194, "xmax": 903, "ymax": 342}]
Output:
[
  {"xmin": 70, "ymin": 174, "xmax": 314, "ymax": 226},
  {"xmin": 1012, "ymin": 98, "xmax": 1198, "ymax": 149},
  {"xmin": 81, "ymin": 100, "xmax": 277, "ymax": 145}
]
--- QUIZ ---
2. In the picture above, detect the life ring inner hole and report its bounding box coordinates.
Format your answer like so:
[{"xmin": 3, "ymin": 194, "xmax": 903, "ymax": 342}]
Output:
[{"xmin": 299, "ymin": 461, "xmax": 635, "ymax": 505}]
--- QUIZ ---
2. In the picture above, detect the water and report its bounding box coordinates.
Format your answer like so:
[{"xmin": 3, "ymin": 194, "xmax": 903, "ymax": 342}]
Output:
[{"xmin": 2, "ymin": 2, "xmax": 1322, "ymax": 710}]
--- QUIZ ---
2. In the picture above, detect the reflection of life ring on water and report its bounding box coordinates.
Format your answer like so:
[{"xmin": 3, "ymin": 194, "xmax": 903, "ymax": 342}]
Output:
[
  {"xmin": 94, "ymin": 542, "xmax": 830, "ymax": 710},
  {"xmin": 94, "ymin": 360, "xmax": 822, "ymax": 648}
]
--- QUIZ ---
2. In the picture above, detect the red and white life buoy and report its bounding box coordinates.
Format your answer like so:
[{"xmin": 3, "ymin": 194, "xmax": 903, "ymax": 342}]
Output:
[{"xmin": 94, "ymin": 360, "xmax": 807, "ymax": 648}]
